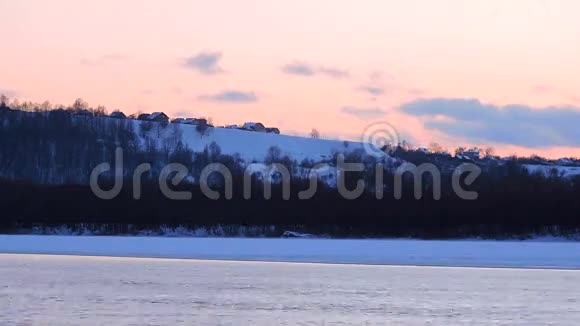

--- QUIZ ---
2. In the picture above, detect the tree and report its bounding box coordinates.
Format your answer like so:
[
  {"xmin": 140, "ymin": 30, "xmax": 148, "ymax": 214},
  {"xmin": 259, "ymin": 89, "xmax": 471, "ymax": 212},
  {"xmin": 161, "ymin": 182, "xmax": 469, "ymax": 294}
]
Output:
[
  {"xmin": 455, "ymin": 146, "xmax": 466, "ymax": 156},
  {"xmin": 72, "ymin": 98, "xmax": 89, "ymax": 112},
  {"xmin": 484, "ymin": 146, "xmax": 495, "ymax": 157},
  {"xmin": 196, "ymin": 123, "xmax": 210, "ymax": 137},
  {"xmin": 310, "ymin": 128, "xmax": 320, "ymax": 139},
  {"xmin": 265, "ymin": 146, "xmax": 282, "ymax": 163},
  {"xmin": 40, "ymin": 101, "xmax": 52, "ymax": 111},
  {"xmin": 94, "ymin": 105, "xmax": 107, "ymax": 116},
  {"xmin": 0, "ymin": 94, "xmax": 8, "ymax": 109},
  {"xmin": 400, "ymin": 140, "xmax": 413, "ymax": 151},
  {"xmin": 428, "ymin": 142, "xmax": 444, "ymax": 153}
]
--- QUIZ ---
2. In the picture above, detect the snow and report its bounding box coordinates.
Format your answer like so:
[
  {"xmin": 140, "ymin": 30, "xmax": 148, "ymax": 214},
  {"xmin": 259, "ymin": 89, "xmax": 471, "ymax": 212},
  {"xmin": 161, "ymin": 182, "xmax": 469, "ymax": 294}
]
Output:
[
  {"xmin": 1, "ymin": 235, "xmax": 580, "ymax": 269},
  {"xmin": 1, "ymin": 254, "xmax": 580, "ymax": 325},
  {"xmin": 133, "ymin": 119, "xmax": 388, "ymax": 162},
  {"xmin": 523, "ymin": 164, "xmax": 580, "ymax": 178}
]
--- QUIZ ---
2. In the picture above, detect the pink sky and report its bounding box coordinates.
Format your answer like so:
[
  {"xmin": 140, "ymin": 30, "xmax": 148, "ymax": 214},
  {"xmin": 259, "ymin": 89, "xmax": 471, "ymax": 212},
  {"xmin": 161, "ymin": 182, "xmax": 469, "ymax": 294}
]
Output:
[{"xmin": 1, "ymin": 0, "xmax": 579, "ymax": 158}]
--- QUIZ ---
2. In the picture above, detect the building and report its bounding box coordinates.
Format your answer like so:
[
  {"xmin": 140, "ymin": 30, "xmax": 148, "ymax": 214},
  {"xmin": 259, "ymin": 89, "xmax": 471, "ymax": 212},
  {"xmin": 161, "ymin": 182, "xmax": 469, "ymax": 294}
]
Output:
[
  {"xmin": 109, "ymin": 111, "xmax": 126, "ymax": 119},
  {"xmin": 461, "ymin": 148, "xmax": 480, "ymax": 160},
  {"xmin": 193, "ymin": 118, "xmax": 207, "ymax": 125},
  {"xmin": 557, "ymin": 158, "xmax": 573, "ymax": 165},
  {"xmin": 148, "ymin": 112, "xmax": 169, "ymax": 123},
  {"xmin": 171, "ymin": 118, "xmax": 185, "ymax": 124},
  {"xmin": 242, "ymin": 122, "xmax": 266, "ymax": 132},
  {"xmin": 265, "ymin": 127, "xmax": 280, "ymax": 134},
  {"xmin": 225, "ymin": 124, "xmax": 239, "ymax": 129},
  {"xmin": 137, "ymin": 113, "xmax": 151, "ymax": 121},
  {"xmin": 75, "ymin": 109, "xmax": 93, "ymax": 117}
]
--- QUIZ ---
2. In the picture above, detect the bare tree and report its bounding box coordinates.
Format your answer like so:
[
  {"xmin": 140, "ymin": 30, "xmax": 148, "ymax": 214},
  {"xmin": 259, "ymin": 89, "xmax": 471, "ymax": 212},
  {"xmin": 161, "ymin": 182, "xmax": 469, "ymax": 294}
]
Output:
[
  {"xmin": 400, "ymin": 140, "xmax": 413, "ymax": 151},
  {"xmin": 95, "ymin": 105, "xmax": 108, "ymax": 116},
  {"xmin": 72, "ymin": 98, "xmax": 89, "ymax": 111},
  {"xmin": 428, "ymin": 142, "xmax": 444, "ymax": 153},
  {"xmin": 196, "ymin": 123, "xmax": 210, "ymax": 138},
  {"xmin": 0, "ymin": 94, "xmax": 8, "ymax": 108},
  {"xmin": 484, "ymin": 146, "xmax": 495, "ymax": 157},
  {"xmin": 40, "ymin": 101, "xmax": 52, "ymax": 111},
  {"xmin": 310, "ymin": 128, "xmax": 320, "ymax": 139},
  {"xmin": 455, "ymin": 146, "xmax": 466, "ymax": 156}
]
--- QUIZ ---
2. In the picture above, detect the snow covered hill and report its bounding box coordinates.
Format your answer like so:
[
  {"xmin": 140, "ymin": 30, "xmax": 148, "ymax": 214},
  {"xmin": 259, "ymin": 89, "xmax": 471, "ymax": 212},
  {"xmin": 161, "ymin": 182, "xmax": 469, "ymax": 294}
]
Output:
[{"xmin": 133, "ymin": 119, "xmax": 388, "ymax": 163}]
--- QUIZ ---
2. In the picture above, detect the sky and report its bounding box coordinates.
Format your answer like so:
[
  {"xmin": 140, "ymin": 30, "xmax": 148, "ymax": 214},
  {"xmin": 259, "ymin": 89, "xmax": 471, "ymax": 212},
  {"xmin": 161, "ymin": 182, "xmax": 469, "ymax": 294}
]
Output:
[{"xmin": 1, "ymin": 0, "xmax": 579, "ymax": 158}]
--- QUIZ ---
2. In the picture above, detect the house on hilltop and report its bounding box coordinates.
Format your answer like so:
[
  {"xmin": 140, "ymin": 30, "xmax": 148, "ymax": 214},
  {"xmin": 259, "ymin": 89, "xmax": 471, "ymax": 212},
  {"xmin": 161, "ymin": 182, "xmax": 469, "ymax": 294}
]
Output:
[
  {"xmin": 265, "ymin": 127, "xmax": 280, "ymax": 134},
  {"xmin": 75, "ymin": 109, "xmax": 94, "ymax": 117},
  {"xmin": 457, "ymin": 148, "xmax": 480, "ymax": 160},
  {"xmin": 109, "ymin": 111, "xmax": 126, "ymax": 119},
  {"xmin": 137, "ymin": 113, "xmax": 150, "ymax": 121},
  {"xmin": 148, "ymin": 112, "xmax": 169, "ymax": 123},
  {"xmin": 242, "ymin": 122, "xmax": 266, "ymax": 132}
]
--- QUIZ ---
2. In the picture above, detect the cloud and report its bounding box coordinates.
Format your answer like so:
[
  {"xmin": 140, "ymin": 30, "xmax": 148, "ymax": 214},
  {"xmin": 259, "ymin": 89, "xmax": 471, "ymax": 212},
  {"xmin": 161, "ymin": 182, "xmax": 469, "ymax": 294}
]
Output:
[
  {"xmin": 318, "ymin": 66, "xmax": 350, "ymax": 79},
  {"xmin": 184, "ymin": 51, "xmax": 225, "ymax": 75},
  {"xmin": 281, "ymin": 61, "xmax": 349, "ymax": 79},
  {"xmin": 281, "ymin": 61, "xmax": 316, "ymax": 76},
  {"xmin": 356, "ymin": 85, "xmax": 385, "ymax": 96},
  {"xmin": 341, "ymin": 106, "xmax": 387, "ymax": 119},
  {"xmin": 401, "ymin": 98, "xmax": 580, "ymax": 147},
  {"xmin": 80, "ymin": 53, "xmax": 129, "ymax": 66},
  {"xmin": 198, "ymin": 90, "xmax": 258, "ymax": 103}
]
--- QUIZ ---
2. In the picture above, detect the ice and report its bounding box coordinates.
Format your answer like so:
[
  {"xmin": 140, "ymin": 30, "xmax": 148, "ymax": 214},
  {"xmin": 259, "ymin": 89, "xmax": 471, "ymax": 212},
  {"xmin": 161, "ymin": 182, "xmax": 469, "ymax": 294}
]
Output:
[
  {"xmin": 1, "ymin": 254, "xmax": 579, "ymax": 325},
  {"xmin": 1, "ymin": 235, "xmax": 580, "ymax": 269}
]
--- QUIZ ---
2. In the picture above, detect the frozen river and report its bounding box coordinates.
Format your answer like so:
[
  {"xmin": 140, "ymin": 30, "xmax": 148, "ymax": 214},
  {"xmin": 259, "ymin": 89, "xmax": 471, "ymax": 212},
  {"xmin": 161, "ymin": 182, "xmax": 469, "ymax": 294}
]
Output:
[
  {"xmin": 2, "ymin": 235, "xmax": 580, "ymax": 268},
  {"xmin": 1, "ymin": 254, "xmax": 579, "ymax": 325}
]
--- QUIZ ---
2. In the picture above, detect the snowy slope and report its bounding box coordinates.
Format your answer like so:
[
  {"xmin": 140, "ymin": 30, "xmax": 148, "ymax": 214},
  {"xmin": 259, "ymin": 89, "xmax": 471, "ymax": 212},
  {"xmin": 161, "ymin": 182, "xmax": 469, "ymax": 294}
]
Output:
[
  {"xmin": 133, "ymin": 120, "xmax": 387, "ymax": 163},
  {"xmin": 523, "ymin": 164, "xmax": 580, "ymax": 178}
]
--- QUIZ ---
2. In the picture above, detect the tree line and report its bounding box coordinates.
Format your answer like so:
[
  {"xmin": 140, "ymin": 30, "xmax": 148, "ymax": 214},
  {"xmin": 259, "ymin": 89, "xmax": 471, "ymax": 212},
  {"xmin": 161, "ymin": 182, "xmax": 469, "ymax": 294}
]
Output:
[{"xmin": 1, "ymin": 98, "xmax": 580, "ymax": 238}]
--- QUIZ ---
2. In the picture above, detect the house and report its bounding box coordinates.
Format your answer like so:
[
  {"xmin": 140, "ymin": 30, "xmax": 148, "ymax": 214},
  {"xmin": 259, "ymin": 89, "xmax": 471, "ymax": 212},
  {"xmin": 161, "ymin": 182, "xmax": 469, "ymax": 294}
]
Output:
[
  {"xmin": 225, "ymin": 124, "xmax": 239, "ymax": 129},
  {"xmin": 557, "ymin": 158, "xmax": 573, "ymax": 165},
  {"xmin": 418, "ymin": 147, "xmax": 430, "ymax": 154},
  {"xmin": 171, "ymin": 118, "xmax": 185, "ymax": 124},
  {"xmin": 461, "ymin": 148, "xmax": 480, "ymax": 160},
  {"xmin": 148, "ymin": 112, "xmax": 169, "ymax": 123},
  {"xmin": 137, "ymin": 113, "xmax": 151, "ymax": 121},
  {"xmin": 265, "ymin": 127, "xmax": 280, "ymax": 134},
  {"xmin": 109, "ymin": 111, "xmax": 126, "ymax": 119},
  {"xmin": 182, "ymin": 118, "xmax": 195, "ymax": 124},
  {"xmin": 242, "ymin": 122, "xmax": 266, "ymax": 132},
  {"xmin": 76, "ymin": 109, "xmax": 93, "ymax": 117},
  {"xmin": 193, "ymin": 118, "xmax": 207, "ymax": 125}
]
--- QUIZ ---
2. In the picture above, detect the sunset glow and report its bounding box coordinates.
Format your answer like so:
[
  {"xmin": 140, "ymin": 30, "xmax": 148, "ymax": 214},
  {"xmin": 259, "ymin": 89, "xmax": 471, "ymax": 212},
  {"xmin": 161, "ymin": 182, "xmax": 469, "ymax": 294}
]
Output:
[{"xmin": 2, "ymin": 0, "xmax": 579, "ymax": 157}]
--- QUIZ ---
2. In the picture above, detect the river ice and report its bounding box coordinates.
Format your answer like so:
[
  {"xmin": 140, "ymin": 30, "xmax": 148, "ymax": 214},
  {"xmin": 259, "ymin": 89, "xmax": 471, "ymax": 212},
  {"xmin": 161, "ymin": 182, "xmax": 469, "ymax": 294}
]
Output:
[{"xmin": 1, "ymin": 254, "xmax": 579, "ymax": 325}]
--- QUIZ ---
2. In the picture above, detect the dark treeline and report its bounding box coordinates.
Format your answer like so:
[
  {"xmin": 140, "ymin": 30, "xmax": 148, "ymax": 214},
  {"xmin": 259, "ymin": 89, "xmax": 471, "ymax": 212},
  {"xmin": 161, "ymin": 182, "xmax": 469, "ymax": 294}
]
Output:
[{"xmin": 1, "ymin": 103, "xmax": 580, "ymax": 238}]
